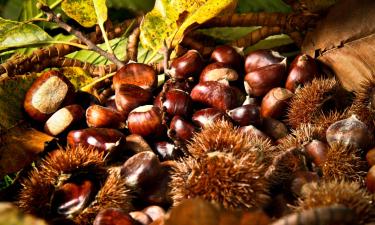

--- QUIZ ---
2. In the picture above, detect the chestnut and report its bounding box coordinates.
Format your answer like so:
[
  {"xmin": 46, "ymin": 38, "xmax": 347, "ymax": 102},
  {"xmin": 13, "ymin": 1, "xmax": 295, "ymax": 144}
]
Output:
[
  {"xmin": 190, "ymin": 81, "xmax": 238, "ymax": 111},
  {"xmin": 244, "ymin": 59, "xmax": 287, "ymax": 96},
  {"xmin": 44, "ymin": 104, "xmax": 85, "ymax": 136},
  {"xmin": 326, "ymin": 115, "xmax": 374, "ymax": 150},
  {"xmin": 94, "ymin": 208, "xmax": 136, "ymax": 225},
  {"xmin": 121, "ymin": 151, "xmax": 162, "ymax": 189},
  {"xmin": 51, "ymin": 180, "xmax": 94, "ymax": 216},
  {"xmin": 210, "ymin": 45, "xmax": 243, "ymax": 71},
  {"xmin": 142, "ymin": 206, "xmax": 166, "ymax": 222},
  {"xmin": 86, "ymin": 105, "xmax": 125, "ymax": 129},
  {"xmin": 169, "ymin": 116, "xmax": 196, "ymax": 141},
  {"xmin": 304, "ymin": 140, "xmax": 328, "ymax": 167},
  {"xmin": 168, "ymin": 50, "xmax": 204, "ymax": 80},
  {"xmin": 129, "ymin": 211, "xmax": 152, "ymax": 225},
  {"xmin": 105, "ymin": 95, "xmax": 117, "ymax": 111},
  {"xmin": 192, "ymin": 108, "xmax": 232, "ymax": 127},
  {"xmin": 290, "ymin": 171, "xmax": 319, "ymax": 196},
  {"xmin": 239, "ymin": 125, "xmax": 271, "ymax": 141},
  {"xmin": 115, "ymin": 84, "xmax": 152, "ymax": 117},
  {"xmin": 285, "ymin": 54, "xmax": 318, "ymax": 92},
  {"xmin": 199, "ymin": 62, "xmax": 239, "ymax": 85},
  {"xmin": 366, "ymin": 147, "xmax": 375, "ymax": 166},
  {"xmin": 127, "ymin": 105, "xmax": 165, "ymax": 137},
  {"xmin": 124, "ymin": 134, "xmax": 153, "ymax": 154},
  {"xmin": 228, "ymin": 104, "xmax": 262, "ymax": 126},
  {"xmin": 67, "ymin": 128, "xmax": 125, "ymax": 152},
  {"xmin": 244, "ymin": 49, "xmax": 285, "ymax": 73},
  {"xmin": 366, "ymin": 166, "xmax": 375, "ymax": 193},
  {"xmin": 262, "ymin": 117, "xmax": 289, "ymax": 140},
  {"xmin": 113, "ymin": 63, "xmax": 157, "ymax": 91},
  {"xmin": 153, "ymin": 141, "xmax": 183, "ymax": 161},
  {"xmin": 260, "ymin": 87, "xmax": 293, "ymax": 118},
  {"xmin": 154, "ymin": 89, "xmax": 192, "ymax": 117},
  {"xmin": 24, "ymin": 70, "xmax": 75, "ymax": 122}
]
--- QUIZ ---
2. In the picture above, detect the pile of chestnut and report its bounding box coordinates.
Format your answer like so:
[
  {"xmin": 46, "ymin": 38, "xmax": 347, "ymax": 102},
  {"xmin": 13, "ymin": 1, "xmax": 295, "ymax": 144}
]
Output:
[{"xmin": 23, "ymin": 45, "xmax": 317, "ymax": 157}]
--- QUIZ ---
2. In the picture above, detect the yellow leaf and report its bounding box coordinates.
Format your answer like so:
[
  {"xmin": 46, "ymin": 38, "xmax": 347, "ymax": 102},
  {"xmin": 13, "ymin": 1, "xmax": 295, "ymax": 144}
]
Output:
[
  {"xmin": 140, "ymin": 0, "xmax": 237, "ymax": 52},
  {"xmin": 60, "ymin": 67, "xmax": 94, "ymax": 90},
  {"xmin": 61, "ymin": 0, "xmax": 97, "ymax": 27}
]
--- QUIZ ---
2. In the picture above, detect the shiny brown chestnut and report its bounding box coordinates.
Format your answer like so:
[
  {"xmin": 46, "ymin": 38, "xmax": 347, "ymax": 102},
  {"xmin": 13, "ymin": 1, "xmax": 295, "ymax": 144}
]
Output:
[
  {"xmin": 44, "ymin": 104, "xmax": 85, "ymax": 136},
  {"xmin": 153, "ymin": 142, "xmax": 183, "ymax": 161},
  {"xmin": 239, "ymin": 125, "xmax": 270, "ymax": 141},
  {"xmin": 121, "ymin": 151, "xmax": 162, "ymax": 189},
  {"xmin": 67, "ymin": 128, "xmax": 125, "ymax": 152},
  {"xmin": 154, "ymin": 89, "xmax": 192, "ymax": 117},
  {"xmin": 169, "ymin": 116, "xmax": 196, "ymax": 141},
  {"xmin": 261, "ymin": 87, "xmax": 293, "ymax": 118},
  {"xmin": 366, "ymin": 165, "xmax": 375, "ymax": 193},
  {"xmin": 115, "ymin": 84, "xmax": 152, "ymax": 117},
  {"xmin": 285, "ymin": 54, "xmax": 318, "ymax": 92},
  {"xmin": 199, "ymin": 62, "xmax": 239, "ymax": 85},
  {"xmin": 326, "ymin": 115, "xmax": 374, "ymax": 150},
  {"xmin": 124, "ymin": 134, "xmax": 153, "ymax": 154},
  {"xmin": 304, "ymin": 140, "xmax": 329, "ymax": 167},
  {"xmin": 129, "ymin": 211, "xmax": 152, "ymax": 225},
  {"xmin": 262, "ymin": 117, "xmax": 289, "ymax": 140},
  {"xmin": 192, "ymin": 108, "xmax": 232, "ymax": 127},
  {"xmin": 228, "ymin": 104, "xmax": 262, "ymax": 126},
  {"xmin": 127, "ymin": 105, "xmax": 165, "ymax": 137},
  {"xmin": 113, "ymin": 63, "xmax": 157, "ymax": 91},
  {"xmin": 168, "ymin": 50, "xmax": 204, "ymax": 80},
  {"xmin": 105, "ymin": 95, "xmax": 117, "ymax": 111},
  {"xmin": 24, "ymin": 70, "xmax": 75, "ymax": 122},
  {"xmin": 366, "ymin": 147, "xmax": 375, "ymax": 166},
  {"xmin": 94, "ymin": 208, "xmax": 136, "ymax": 225},
  {"xmin": 86, "ymin": 105, "xmax": 125, "ymax": 129},
  {"xmin": 210, "ymin": 45, "xmax": 243, "ymax": 71},
  {"xmin": 51, "ymin": 180, "xmax": 94, "ymax": 216},
  {"xmin": 142, "ymin": 206, "xmax": 165, "ymax": 222},
  {"xmin": 244, "ymin": 49, "xmax": 285, "ymax": 73},
  {"xmin": 244, "ymin": 59, "xmax": 287, "ymax": 96},
  {"xmin": 190, "ymin": 81, "xmax": 239, "ymax": 111}
]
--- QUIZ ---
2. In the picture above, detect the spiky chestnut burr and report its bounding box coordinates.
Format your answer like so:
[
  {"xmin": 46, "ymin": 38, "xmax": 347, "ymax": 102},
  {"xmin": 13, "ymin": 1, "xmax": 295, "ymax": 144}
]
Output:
[
  {"xmin": 170, "ymin": 151, "xmax": 270, "ymax": 210},
  {"xmin": 169, "ymin": 120, "xmax": 273, "ymax": 209},
  {"xmin": 321, "ymin": 143, "xmax": 367, "ymax": 182},
  {"xmin": 18, "ymin": 146, "xmax": 132, "ymax": 225},
  {"xmin": 286, "ymin": 78, "xmax": 344, "ymax": 129},
  {"xmin": 348, "ymin": 76, "xmax": 375, "ymax": 132},
  {"xmin": 296, "ymin": 180, "xmax": 375, "ymax": 225},
  {"xmin": 311, "ymin": 110, "xmax": 349, "ymax": 140},
  {"xmin": 277, "ymin": 123, "xmax": 322, "ymax": 151}
]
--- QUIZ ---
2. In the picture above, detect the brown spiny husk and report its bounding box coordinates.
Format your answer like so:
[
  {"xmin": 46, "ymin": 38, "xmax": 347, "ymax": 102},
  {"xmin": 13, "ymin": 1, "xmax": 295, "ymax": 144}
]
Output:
[
  {"xmin": 286, "ymin": 78, "xmax": 344, "ymax": 129},
  {"xmin": 321, "ymin": 143, "xmax": 367, "ymax": 182},
  {"xmin": 170, "ymin": 120, "xmax": 273, "ymax": 210},
  {"xmin": 187, "ymin": 120, "xmax": 277, "ymax": 164},
  {"xmin": 277, "ymin": 123, "xmax": 322, "ymax": 151},
  {"xmin": 18, "ymin": 146, "xmax": 132, "ymax": 225},
  {"xmin": 348, "ymin": 77, "xmax": 375, "ymax": 132},
  {"xmin": 312, "ymin": 110, "xmax": 349, "ymax": 140},
  {"xmin": 296, "ymin": 180, "xmax": 375, "ymax": 225},
  {"xmin": 170, "ymin": 152, "xmax": 270, "ymax": 210}
]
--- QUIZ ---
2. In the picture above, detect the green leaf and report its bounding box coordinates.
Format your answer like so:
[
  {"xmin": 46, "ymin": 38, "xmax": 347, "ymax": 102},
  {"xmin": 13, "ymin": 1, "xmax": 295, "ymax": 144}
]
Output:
[
  {"xmin": 61, "ymin": 0, "xmax": 97, "ymax": 27},
  {"xmin": 140, "ymin": 0, "xmax": 238, "ymax": 52},
  {"xmin": 0, "ymin": 17, "xmax": 52, "ymax": 51},
  {"xmin": 236, "ymin": 0, "xmax": 291, "ymax": 13},
  {"xmin": 108, "ymin": 0, "xmax": 155, "ymax": 14},
  {"xmin": 2, "ymin": 0, "xmax": 61, "ymax": 21},
  {"xmin": 93, "ymin": 0, "xmax": 112, "ymax": 53}
]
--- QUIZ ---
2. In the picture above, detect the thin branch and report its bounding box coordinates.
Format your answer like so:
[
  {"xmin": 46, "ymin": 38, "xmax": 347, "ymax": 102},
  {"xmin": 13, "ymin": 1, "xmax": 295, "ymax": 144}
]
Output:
[
  {"xmin": 229, "ymin": 26, "xmax": 284, "ymax": 48},
  {"xmin": 38, "ymin": 4, "xmax": 125, "ymax": 69},
  {"xmin": 126, "ymin": 27, "xmax": 141, "ymax": 62}
]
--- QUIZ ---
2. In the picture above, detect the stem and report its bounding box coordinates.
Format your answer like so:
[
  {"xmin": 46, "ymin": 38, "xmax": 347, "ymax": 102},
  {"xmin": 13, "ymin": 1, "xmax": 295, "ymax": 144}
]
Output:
[
  {"xmin": 126, "ymin": 27, "xmax": 141, "ymax": 62},
  {"xmin": 38, "ymin": 4, "xmax": 125, "ymax": 69},
  {"xmin": 99, "ymin": 22, "xmax": 114, "ymax": 54},
  {"xmin": 34, "ymin": 0, "xmax": 63, "ymax": 19},
  {"xmin": 229, "ymin": 26, "xmax": 284, "ymax": 48}
]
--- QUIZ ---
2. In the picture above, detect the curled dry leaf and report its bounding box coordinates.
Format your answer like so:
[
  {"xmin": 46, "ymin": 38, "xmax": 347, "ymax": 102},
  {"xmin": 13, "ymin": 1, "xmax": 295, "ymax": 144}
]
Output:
[{"xmin": 302, "ymin": 0, "xmax": 375, "ymax": 91}]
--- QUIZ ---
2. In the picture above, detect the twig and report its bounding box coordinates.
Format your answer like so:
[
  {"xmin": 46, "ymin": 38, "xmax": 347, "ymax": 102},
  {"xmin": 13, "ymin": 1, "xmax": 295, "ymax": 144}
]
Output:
[
  {"xmin": 126, "ymin": 27, "xmax": 141, "ymax": 62},
  {"xmin": 38, "ymin": 4, "xmax": 125, "ymax": 69},
  {"xmin": 229, "ymin": 26, "xmax": 284, "ymax": 48}
]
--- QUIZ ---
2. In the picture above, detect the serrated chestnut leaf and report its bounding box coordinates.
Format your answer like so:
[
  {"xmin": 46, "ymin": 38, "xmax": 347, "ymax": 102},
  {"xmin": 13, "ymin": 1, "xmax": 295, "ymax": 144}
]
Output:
[
  {"xmin": 44, "ymin": 104, "xmax": 85, "ymax": 136},
  {"xmin": 127, "ymin": 105, "xmax": 165, "ymax": 138},
  {"xmin": 190, "ymin": 81, "xmax": 238, "ymax": 111},
  {"xmin": 285, "ymin": 54, "xmax": 318, "ymax": 92},
  {"xmin": 113, "ymin": 63, "xmax": 157, "ymax": 91},
  {"xmin": 228, "ymin": 104, "xmax": 262, "ymax": 126},
  {"xmin": 86, "ymin": 105, "xmax": 125, "ymax": 129},
  {"xmin": 67, "ymin": 128, "xmax": 125, "ymax": 152},
  {"xmin": 24, "ymin": 70, "xmax": 75, "ymax": 122},
  {"xmin": 168, "ymin": 50, "xmax": 204, "ymax": 80},
  {"xmin": 115, "ymin": 84, "xmax": 152, "ymax": 117},
  {"xmin": 244, "ymin": 49, "xmax": 285, "ymax": 73}
]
